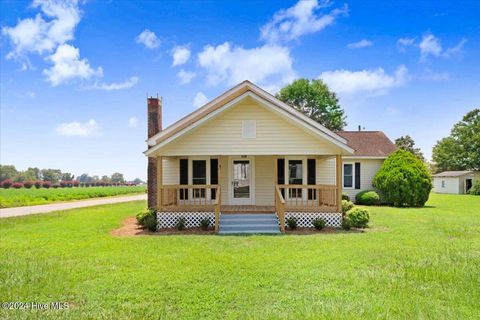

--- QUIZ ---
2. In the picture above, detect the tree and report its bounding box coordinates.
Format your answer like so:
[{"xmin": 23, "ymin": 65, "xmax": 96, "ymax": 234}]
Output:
[
  {"xmin": 133, "ymin": 178, "xmax": 143, "ymax": 185},
  {"xmin": 24, "ymin": 167, "xmax": 41, "ymax": 181},
  {"xmin": 111, "ymin": 172, "xmax": 125, "ymax": 183},
  {"xmin": 432, "ymin": 109, "xmax": 480, "ymax": 172},
  {"xmin": 78, "ymin": 173, "xmax": 93, "ymax": 183},
  {"xmin": 61, "ymin": 172, "xmax": 75, "ymax": 181},
  {"xmin": 276, "ymin": 78, "xmax": 346, "ymax": 131},
  {"xmin": 373, "ymin": 150, "xmax": 432, "ymax": 207},
  {"xmin": 394, "ymin": 135, "xmax": 425, "ymax": 161},
  {"xmin": 0, "ymin": 165, "xmax": 18, "ymax": 181},
  {"xmin": 41, "ymin": 169, "xmax": 62, "ymax": 183},
  {"xmin": 101, "ymin": 175, "xmax": 112, "ymax": 184}
]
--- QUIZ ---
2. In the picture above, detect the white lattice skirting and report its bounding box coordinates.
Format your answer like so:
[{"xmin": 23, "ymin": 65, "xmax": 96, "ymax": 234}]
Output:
[
  {"xmin": 283, "ymin": 212, "xmax": 342, "ymax": 228},
  {"xmin": 157, "ymin": 212, "xmax": 215, "ymax": 229}
]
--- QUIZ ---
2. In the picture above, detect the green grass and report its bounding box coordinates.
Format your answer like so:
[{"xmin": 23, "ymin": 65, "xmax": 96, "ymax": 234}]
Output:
[
  {"xmin": 1, "ymin": 193, "xmax": 479, "ymax": 319},
  {"xmin": 0, "ymin": 186, "xmax": 146, "ymax": 208}
]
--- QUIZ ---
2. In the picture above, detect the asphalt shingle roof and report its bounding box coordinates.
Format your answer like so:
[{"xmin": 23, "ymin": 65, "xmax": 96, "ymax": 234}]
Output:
[{"xmin": 336, "ymin": 131, "xmax": 397, "ymax": 157}]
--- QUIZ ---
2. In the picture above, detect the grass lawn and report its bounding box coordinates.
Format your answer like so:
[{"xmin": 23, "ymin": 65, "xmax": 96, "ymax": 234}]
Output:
[
  {"xmin": 0, "ymin": 186, "xmax": 146, "ymax": 208},
  {"xmin": 1, "ymin": 193, "xmax": 479, "ymax": 319}
]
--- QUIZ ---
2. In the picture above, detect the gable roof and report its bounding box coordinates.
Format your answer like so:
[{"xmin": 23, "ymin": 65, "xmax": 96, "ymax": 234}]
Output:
[
  {"xmin": 433, "ymin": 171, "xmax": 473, "ymax": 178},
  {"xmin": 145, "ymin": 80, "xmax": 354, "ymax": 156},
  {"xmin": 337, "ymin": 131, "xmax": 396, "ymax": 157}
]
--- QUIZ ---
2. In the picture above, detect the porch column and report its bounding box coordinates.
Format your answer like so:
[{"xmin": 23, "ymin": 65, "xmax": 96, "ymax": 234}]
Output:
[
  {"xmin": 156, "ymin": 156, "xmax": 163, "ymax": 210},
  {"xmin": 336, "ymin": 155, "xmax": 342, "ymax": 213}
]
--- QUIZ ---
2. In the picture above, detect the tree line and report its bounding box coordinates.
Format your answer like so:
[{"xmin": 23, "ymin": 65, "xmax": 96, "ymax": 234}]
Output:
[{"xmin": 0, "ymin": 165, "xmax": 144, "ymax": 185}]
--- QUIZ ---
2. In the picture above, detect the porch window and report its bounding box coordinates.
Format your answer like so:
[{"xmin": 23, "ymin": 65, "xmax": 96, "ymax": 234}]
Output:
[
  {"xmin": 289, "ymin": 160, "xmax": 303, "ymax": 198},
  {"xmin": 192, "ymin": 160, "xmax": 206, "ymax": 198},
  {"xmin": 343, "ymin": 164, "xmax": 353, "ymax": 188}
]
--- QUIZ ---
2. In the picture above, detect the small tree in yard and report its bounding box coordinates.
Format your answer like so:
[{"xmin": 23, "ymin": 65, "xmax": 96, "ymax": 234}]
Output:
[{"xmin": 373, "ymin": 150, "xmax": 432, "ymax": 207}]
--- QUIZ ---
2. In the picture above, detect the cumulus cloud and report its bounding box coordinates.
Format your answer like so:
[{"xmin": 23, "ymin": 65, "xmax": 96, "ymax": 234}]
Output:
[
  {"xmin": 177, "ymin": 69, "xmax": 196, "ymax": 84},
  {"xmin": 2, "ymin": 0, "xmax": 81, "ymax": 60},
  {"xmin": 136, "ymin": 29, "xmax": 160, "ymax": 49},
  {"xmin": 128, "ymin": 117, "xmax": 139, "ymax": 128},
  {"xmin": 91, "ymin": 76, "xmax": 139, "ymax": 91},
  {"xmin": 260, "ymin": 0, "xmax": 348, "ymax": 43},
  {"xmin": 193, "ymin": 92, "xmax": 208, "ymax": 108},
  {"xmin": 43, "ymin": 44, "xmax": 103, "ymax": 86},
  {"xmin": 55, "ymin": 119, "xmax": 100, "ymax": 137},
  {"xmin": 319, "ymin": 65, "xmax": 409, "ymax": 95},
  {"xmin": 347, "ymin": 39, "xmax": 373, "ymax": 49},
  {"xmin": 197, "ymin": 42, "xmax": 296, "ymax": 92},
  {"xmin": 171, "ymin": 46, "xmax": 191, "ymax": 66},
  {"xmin": 397, "ymin": 33, "xmax": 467, "ymax": 61}
]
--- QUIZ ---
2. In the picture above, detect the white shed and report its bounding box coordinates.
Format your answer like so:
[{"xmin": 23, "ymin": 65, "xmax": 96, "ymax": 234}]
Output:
[{"xmin": 432, "ymin": 171, "xmax": 476, "ymax": 194}]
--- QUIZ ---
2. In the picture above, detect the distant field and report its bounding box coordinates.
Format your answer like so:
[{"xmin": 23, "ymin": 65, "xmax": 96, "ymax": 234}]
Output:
[{"xmin": 0, "ymin": 186, "xmax": 146, "ymax": 208}]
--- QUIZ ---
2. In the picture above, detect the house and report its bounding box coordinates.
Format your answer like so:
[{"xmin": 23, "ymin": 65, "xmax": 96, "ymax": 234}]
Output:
[
  {"xmin": 433, "ymin": 171, "xmax": 477, "ymax": 194},
  {"xmin": 144, "ymin": 81, "xmax": 396, "ymax": 233}
]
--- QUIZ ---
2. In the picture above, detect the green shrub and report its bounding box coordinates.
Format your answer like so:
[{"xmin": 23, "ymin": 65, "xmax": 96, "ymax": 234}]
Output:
[
  {"xmin": 347, "ymin": 207, "xmax": 370, "ymax": 228},
  {"xmin": 286, "ymin": 217, "xmax": 297, "ymax": 229},
  {"xmin": 143, "ymin": 215, "xmax": 157, "ymax": 232},
  {"xmin": 355, "ymin": 190, "xmax": 380, "ymax": 205},
  {"xmin": 136, "ymin": 208, "xmax": 155, "ymax": 226},
  {"xmin": 341, "ymin": 199, "xmax": 354, "ymax": 214},
  {"xmin": 312, "ymin": 218, "xmax": 326, "ymax": 230},
  {"xmin": 373, "ymin": 149, "xmax": 432, "ymax": 207},
  {"xmin": 468, "ymin": 181, "xmax": 480, "ymax": 195},
  {"xmin": 176, "ymin": 217, "xmax": 186, "ymax": 230},
  {"xmin": 342, "ymin": 193, "xmax": 350, "ymax": 201},
  {"xmin": 341, "ymin": 217, "xmax": 351, "ymax": 230},
  {"xmin": 199, "ymin": 217, "xmax": 211, "ymax": 230}
]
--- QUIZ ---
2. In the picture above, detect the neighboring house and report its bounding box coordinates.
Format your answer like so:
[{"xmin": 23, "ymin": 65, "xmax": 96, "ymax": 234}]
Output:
[
  {"xmin": 144, "ymin": 81, "xmax": 396, "ymax": 233},
  {"xmin": 433, "ymin": 171, "xmax": 477, "ymax": 194}
]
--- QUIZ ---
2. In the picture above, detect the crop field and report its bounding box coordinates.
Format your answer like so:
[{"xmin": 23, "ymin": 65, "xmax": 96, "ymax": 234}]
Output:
[{"xmin": 0, "ymin": 186, "xmax": 146, "ymax": 208}]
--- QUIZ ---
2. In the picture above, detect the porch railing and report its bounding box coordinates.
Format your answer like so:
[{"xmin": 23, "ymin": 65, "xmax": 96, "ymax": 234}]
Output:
[
  {"xmin": 276, "ymin": 184, "xmax": 339, "ymax": 212},
  {"xmin": 159, "ymin": 184, "xmax": 221, "ymax": 232}
]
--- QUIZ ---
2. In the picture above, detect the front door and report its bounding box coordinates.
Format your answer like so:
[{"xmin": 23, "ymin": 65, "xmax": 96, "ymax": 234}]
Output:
[{"xmin": 230, "ymin": 158, "xmax": 254, "ymax": 205}]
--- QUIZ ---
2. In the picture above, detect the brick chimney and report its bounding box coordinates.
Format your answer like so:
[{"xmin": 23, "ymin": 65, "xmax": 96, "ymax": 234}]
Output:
[{"xmin": 147, "ymin": 96, "xmax": 162, "ymax": 209}]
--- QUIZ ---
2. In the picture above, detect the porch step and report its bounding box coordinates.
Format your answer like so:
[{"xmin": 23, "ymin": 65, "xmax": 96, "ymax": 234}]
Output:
[{"xmin": 219, "ymin": 213, "xmax": 280, "ymax": 234}]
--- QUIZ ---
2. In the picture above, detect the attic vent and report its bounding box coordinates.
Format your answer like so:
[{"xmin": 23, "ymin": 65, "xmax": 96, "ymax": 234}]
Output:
[{"xmin": 242, "ymin": 120, "xmax": 256, "ymax": 139}]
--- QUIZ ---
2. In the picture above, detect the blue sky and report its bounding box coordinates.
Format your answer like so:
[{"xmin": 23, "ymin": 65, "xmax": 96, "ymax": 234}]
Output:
[{"xmin": 1, "ymin": 0, "xmax": 479, "ymax": 180}]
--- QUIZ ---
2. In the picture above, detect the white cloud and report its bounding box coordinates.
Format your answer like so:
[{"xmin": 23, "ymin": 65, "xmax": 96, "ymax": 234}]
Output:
[
  {"xmin": 347, "ymin": 39, "xmax": 373, "ymax": 49},
  {"xmin": 136, "ymin": 29, "xmax": 160, "ymax": 49},
  {"xmin": 171, "ymin": 46, "xmax": 191, "ymax": 66},
  {"xmin": 398, "ymin": 33, "xmax": 467, "ymax": 61},
  {"xmin": 197, "ymin": 42, "xmax": 296, "ymax": 92},
  {"xmin": 128, "ymin": 117, "xmax": 139, "ymax": 128},
  {"xmin": 193, "ymin": 92, "xmax": 208, "ymax": 108},
  {"xmin": 260, "ymin": 0, "xmax": 348, "ymax": 43},
  {"xmin": 419, "ymin": 33, "xmax": 442, "ymax": 61},
  {"xmin": 177, "ymin": 69, "xmax": 196, "ymax": 84},
  {"xmin": 55, "ymin": 119, "xmax": 100, "ymax": 137},
  {"xmin": 319, "ymin": 65, "xmax": 408, "ymax": 95},
  {"xmin": 2, "ymin": 0, "xmax": 81, "ymax": 59},
  {"xmin": 43, "ymin": 44, "xmax": 103, "ymax": 86},
  {"xmin": 92, "ymin": 76, "xmax": 139, "ymax": 91}
]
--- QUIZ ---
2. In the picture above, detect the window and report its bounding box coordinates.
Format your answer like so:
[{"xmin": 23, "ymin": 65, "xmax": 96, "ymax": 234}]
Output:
[
  {"xmin": 192, "ymin": 160, "xmax": 206, "ymax": 198},
  {"xmin": 289, "ymin": 160, "xmax": 303, "ymax": 198},
  {"xmin": 343, "ymin": 164, "xmax": 353, "ymax": 188},
  {"xmin": 242, "ymin": 120, "xmax": 256, "ymax": 139},
  {"xmin": 441, "ymin": 180, "xmax": 446, "ymax": 188}
]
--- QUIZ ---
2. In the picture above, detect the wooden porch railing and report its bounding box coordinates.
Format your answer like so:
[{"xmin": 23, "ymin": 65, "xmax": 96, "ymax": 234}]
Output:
[
  {"xmin": 159, "ymin": 184, "xmax": 221, "ymax": 233},
  {"xmin": 276, "ymin": 184, "xmax": 339, "ymax": 212},
  {"xmin": 275, "ymin": 185, "xmax": 286, "ymax": 232},
  {"xmin": 159, "ymin": 184, "xmax": 220, "ymax": 211}
]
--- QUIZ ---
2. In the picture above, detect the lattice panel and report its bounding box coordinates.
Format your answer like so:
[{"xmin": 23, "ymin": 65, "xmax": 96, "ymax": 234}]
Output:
[
  {"xmin": 157, "ymin": 212, "xmax": 216, "ymax": 229},
  {"xmin": 284, "ymin": 212, "xmax": 342, "ymax": 227}
]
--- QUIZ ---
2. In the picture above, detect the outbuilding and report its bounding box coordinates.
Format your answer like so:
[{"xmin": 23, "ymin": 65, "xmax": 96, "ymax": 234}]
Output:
[{"xmin": 433, "ymin": 171, "xmax": 476, "ymax": 194}]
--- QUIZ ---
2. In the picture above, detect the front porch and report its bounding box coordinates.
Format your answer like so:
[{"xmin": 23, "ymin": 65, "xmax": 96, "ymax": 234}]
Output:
[{"xmin": 154, "ymin": 155, "xmax": 344, "ymax": 233}]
